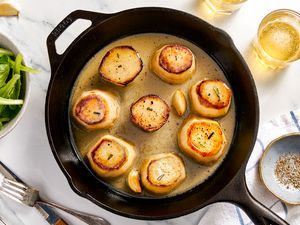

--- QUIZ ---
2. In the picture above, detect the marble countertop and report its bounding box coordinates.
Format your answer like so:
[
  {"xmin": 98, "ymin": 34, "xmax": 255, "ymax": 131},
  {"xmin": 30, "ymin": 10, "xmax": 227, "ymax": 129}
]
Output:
[{"xmin": 0, "ymin": 0, "xmax": 300, "ymax": 224}]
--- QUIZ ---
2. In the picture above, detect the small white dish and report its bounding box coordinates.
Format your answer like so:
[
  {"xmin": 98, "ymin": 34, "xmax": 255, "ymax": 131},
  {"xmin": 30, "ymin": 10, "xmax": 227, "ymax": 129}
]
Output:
[
  {"xmin": 259, "ymin": 133, "xmax": 300, "ymax": 205},
  {"xmin": 0, "ymin": 33, "xmax": 30, "ymax": 139}
]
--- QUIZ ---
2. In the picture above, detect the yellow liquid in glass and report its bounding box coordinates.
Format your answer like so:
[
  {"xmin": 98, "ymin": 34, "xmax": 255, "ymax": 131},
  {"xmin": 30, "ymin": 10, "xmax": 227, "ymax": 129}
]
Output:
[
  {"xmin": 222, "ymin": 0, "xmax": 244, "ymax": 2},
  {"xmin": 259, "ymin": 22, "xmax": 300, "ymax": 61}
]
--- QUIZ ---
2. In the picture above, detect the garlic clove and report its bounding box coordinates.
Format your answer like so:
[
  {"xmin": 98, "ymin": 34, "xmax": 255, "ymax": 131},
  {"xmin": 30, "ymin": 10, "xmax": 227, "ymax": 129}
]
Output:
[
  {"xmin": 127, "ymin": 169, "xmax": 142, "ymax": 193},
  {"xmin": 172, "ymin": 90, "xmax": 187, "ymax": 116}
]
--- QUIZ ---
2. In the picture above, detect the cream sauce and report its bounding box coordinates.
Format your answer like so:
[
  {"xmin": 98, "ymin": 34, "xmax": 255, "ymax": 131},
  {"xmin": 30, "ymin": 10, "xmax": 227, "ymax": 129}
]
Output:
[{"xmin": 70, "ymin": 33, "xmax": 236, "ymax": 197}]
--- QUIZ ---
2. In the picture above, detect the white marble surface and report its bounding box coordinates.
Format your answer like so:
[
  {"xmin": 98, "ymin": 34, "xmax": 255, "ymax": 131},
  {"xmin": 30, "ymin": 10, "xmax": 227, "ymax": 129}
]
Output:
[{"xmin": 0, "ymin": 0, "xmax": 300, "ymax": 224}]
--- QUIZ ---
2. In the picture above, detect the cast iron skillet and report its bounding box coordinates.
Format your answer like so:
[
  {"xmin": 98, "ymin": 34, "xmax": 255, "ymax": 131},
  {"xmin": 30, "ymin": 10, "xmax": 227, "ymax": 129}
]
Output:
[{"xmin": 46, "ymin": 8, "xmax": 288, "ymax": 224}]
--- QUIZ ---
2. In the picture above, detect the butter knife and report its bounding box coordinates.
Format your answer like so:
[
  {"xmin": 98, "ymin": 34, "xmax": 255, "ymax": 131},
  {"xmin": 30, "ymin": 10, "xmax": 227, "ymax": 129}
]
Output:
[{"xmin": 0, "ymin": 161, "xmax": 68, "ymax": 225}]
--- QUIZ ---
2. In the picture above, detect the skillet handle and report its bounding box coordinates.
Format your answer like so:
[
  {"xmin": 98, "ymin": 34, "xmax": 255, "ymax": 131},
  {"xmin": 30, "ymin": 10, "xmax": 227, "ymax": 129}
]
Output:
[
  {"xmin": 214, "ymin": 170, "xmax": 289, "ymax": 225},
  {"xmin": 46, "ymin": 10, "xmax": 111, "ymax": 72}
]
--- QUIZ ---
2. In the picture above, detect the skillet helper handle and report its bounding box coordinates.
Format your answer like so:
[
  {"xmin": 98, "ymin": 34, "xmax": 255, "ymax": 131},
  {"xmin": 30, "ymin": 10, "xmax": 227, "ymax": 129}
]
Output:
[
  {"xmin": 46, "ymin": 10, "xmax": 111, "ymax": 72},
  {"xmin": 215, "ymin": 170, "xmax": 289, "ymax": 225}
]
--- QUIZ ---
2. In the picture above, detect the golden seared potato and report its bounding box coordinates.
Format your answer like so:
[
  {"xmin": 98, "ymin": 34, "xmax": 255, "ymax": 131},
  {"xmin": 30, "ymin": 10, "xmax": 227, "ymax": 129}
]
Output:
[
  {"xmin": 72, "ymin": 90, "xmax": 120, "ymax": 130},
  {"xmin": 172, "ymin": 90, "xmax": 187, "ymax": 116},
  {"xmin": 130, "ymin": 94, "xmax": 170, "ymax": 132},
  {"xmin": 87, "ymin": 135, "xmax": 136, "ymax": 178},
  {"xmin": 178, "ymin": 116, "xmax": 226, "ymax": 165},
  {"xmin": 151, "ymin": 44, "xmax": 195, "ymax": 84},
  {"xmin": 99, "ymin": 46, "xmax": 143, "ymax": 86},
  {"xmin": 141, "ymin": 153, "xmax": 186, "ymax": 194},
  {"xmin": 190, "ymin": 79, "xmax": 232, "ymax": 118},
  {"xmin": 127, "ymin": 169, "xmax": 142, "ymax": 193}
]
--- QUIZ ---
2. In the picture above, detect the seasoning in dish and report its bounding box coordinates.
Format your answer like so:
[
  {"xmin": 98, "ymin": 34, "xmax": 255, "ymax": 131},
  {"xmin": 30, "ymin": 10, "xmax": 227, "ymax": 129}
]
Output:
[{"xmin": 274, "ymin": 153, "xmax": 300, "ymax": 189}]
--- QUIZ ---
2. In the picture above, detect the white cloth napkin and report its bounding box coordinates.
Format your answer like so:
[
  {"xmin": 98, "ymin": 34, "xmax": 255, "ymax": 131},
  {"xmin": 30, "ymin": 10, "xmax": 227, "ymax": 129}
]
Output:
[{"xmin": 198, "ymin": 109, "xmax": 300, "ymax": 225}]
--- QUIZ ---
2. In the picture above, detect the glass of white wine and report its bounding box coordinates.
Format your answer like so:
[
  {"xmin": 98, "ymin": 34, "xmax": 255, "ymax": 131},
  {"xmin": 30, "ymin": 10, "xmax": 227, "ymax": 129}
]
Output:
[
  {"xmin": 253, "ymin": 9, "xmax": 300, "ymax": 69},
  {"xmin": 205, "ymin": 0, "xmax": 247, "ymax": 15}
]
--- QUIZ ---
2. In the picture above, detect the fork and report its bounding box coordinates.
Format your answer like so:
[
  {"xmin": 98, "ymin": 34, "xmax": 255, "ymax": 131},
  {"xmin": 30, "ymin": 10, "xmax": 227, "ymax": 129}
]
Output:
[
  {"xmin": 0, "ymin": 177, "xmax": 110, "ymax": 225},
  {"xmin": 0, "ymin": 217, "xmax": 6, "ymax": 225}
]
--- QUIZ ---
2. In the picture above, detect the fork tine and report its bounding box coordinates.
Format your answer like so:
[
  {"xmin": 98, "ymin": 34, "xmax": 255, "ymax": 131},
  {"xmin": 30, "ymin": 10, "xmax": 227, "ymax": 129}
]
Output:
[
  {"xmin": 0, "ymin": 178, "xmax": 27, "ymax": 204},
  {"xmin": 4, "ymin": 178, "xmax": 28, "ymax": 189},
  {"xmin": 0, "ymin": 188, "xmax": 24, "ymax": 205},
  {"xmin": 0, "ymin": 178, "xmax": 39, "ymax": 207},
  {"xmin": 0, "ymin": 184, "xmax": 25, "ymax": 200},
  {"xmin": 2, "ymin": 179, "xmax": 27, "ymax": 196}
]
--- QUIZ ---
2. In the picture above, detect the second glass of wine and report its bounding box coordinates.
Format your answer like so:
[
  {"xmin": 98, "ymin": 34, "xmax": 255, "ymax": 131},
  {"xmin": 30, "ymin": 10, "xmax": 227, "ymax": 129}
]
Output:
[
  {"xmin": 253, "ymin": 9, "xmax": 300, "ymax": 69},
  {"xmin": 205, "ymin": 0, "xmax": 248, "ymax": 15}
]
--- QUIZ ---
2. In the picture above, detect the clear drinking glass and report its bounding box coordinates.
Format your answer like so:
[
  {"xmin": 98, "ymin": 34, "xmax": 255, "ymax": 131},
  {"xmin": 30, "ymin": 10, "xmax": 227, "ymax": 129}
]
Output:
[
  {"xmin": 204, "ymin": 0, "xmax": 247, "ymax": 15},
  {"xmin": 253, "ymin": 9, "xmax": 300, "ymax": 69}
]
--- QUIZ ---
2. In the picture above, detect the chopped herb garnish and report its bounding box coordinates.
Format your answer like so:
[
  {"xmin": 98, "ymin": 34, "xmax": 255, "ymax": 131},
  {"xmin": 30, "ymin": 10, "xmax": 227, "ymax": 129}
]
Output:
[
  {"xmin": 107, "ymin": 154, "xmax": 113, "ymax": 160},
  {"xmin": 213, "ymin": 87, "xmax": 220, "ymax": 101},
  {"xmin": 196, "ymin": 141, "xmax": 205, "ymax": 147},
  {"xmin": 199, "ymin": 143, "xmax": 205, "ymax": 147},
  {"xmin": 93, "ymin": 111, "xmax": 101, "ymax": 115},
  {"xmin": 117, "ymin": 53, "xmax": 120, "ymax": 58},
  {"xmin": 175, "ymin": 55, "xmax": 178, "ymax": 61},
  {"xmin": 146, "ymin": 107, "xmax": 153, "ymax": 111},
  {"xmin": 157, "ymin": 174, "xmax": 165, "ymax": 181},
  {"xmin": 208, "ymin": 132, "xmax": 214, "ymax": 139},
  {"xmin": 118, "ymin": 65, "xmax": 122, "ymax": 68}
]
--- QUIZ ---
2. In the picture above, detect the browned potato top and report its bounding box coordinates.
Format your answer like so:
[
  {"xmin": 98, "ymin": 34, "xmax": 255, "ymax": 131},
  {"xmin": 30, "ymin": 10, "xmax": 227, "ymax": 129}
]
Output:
[
  {"xmin": 130, "ymin": 94, "xmax": 170, "ymax": 132},
  {"xmin": 187, "ymin": 120, "xmax": 224, "ymax": 157},
  {"xmin": 140, "ymin": 152, "xmax": 186, "ymax": 194},
  {"xmin": 99, "ymin": 46, "xmax": 143, "ymax": 86},
  {"xmin": 196, "ymin": 80, "xmax": 232, "ymax": 109},
  {"xmin": 159, "ymin": 44, "xmax": 193, "ymax": 74},
  {"xmin": 90, "ymin": 138, "xmax": 127, "ymax": 171},
  {"xmin": 147, "ymin": 155, "xmax": 184, "ymax": 186},
  {"xmin": 75, "ymin": 95, "xmax": 106, "ymax": 125}
]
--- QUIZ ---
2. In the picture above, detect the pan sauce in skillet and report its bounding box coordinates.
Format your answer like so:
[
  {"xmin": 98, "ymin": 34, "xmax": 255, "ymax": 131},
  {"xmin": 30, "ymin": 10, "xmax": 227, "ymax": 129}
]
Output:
[{"xmin": 70, "ymin": 33, "xmax": 236, "ymax": 197}]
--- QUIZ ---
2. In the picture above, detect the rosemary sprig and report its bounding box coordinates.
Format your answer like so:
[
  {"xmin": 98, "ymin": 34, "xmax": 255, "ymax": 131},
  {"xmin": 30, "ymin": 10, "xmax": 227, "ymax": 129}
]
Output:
[
  {"xmin": 208, "ymin": 132, "xmax": 214, "ymax": 139},
  {"xmin": 213, "ymin": 87, "xmax": 220, "ymax": 101},
  {"xmin": 107, "ymin": 154, "xmax": 113, "ymax": 160},
  {"xmin": 157, "ymin": 174, "xmax": 165, "ymax": 181}
]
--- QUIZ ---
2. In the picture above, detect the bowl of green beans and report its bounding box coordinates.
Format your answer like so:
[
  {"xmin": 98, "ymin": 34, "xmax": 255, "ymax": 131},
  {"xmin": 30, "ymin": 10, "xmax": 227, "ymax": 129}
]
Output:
[{"xmin": 0, "ymin": 33, "xmax": 37, "ymax": 139}]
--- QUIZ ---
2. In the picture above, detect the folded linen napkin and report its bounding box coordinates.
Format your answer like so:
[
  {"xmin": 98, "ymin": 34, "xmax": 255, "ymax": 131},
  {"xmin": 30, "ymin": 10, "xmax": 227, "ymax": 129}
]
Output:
[{"xmin": 198, "ymin": 109, "xmax": 300, "ymax": 225}]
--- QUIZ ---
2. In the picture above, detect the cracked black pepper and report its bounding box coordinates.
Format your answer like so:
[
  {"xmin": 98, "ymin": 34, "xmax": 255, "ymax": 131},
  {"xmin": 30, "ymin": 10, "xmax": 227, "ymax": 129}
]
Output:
[{"xmin": 274, "ymin": 153, "xmax": 300, "ymax": 189}]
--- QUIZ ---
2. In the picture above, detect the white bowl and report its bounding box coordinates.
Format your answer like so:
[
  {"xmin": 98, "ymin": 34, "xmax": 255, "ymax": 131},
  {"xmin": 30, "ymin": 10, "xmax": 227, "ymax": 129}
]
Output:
[
  {"xmin": 0, "ymin": 33, "xmax": 30, "ymax": 139},
  {"xmin": 259, "ymin": 133, "xmax": 300, "ymax": 205}
]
